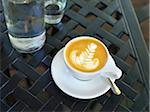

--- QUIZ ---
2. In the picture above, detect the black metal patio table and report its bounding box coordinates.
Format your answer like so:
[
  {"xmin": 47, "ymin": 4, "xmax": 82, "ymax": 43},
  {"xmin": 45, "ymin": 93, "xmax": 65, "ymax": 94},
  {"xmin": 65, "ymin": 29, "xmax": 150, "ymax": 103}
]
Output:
[{"xmin": 0, "ymin": 0, "xmax": 149, "ymax": 111}]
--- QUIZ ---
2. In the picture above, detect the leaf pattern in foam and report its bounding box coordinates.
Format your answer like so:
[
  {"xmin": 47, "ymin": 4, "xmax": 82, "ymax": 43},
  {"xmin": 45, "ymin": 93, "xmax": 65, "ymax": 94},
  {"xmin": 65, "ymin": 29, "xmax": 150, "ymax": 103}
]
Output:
[{"xmin": 70, "ymin": 43, "xmax": 99, "ymax": 70}]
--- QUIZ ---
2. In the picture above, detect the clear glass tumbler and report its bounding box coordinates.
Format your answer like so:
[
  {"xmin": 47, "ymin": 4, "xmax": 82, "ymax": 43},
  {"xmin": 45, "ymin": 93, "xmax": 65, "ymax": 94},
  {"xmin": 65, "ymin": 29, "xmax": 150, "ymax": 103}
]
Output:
[
  {"xmin": 44, "ymin": 0, "xmax": 67, "ymax": 24},
  {"xmin": 2, "ymin": 0, "xmax": 46, "ymax": 53}
]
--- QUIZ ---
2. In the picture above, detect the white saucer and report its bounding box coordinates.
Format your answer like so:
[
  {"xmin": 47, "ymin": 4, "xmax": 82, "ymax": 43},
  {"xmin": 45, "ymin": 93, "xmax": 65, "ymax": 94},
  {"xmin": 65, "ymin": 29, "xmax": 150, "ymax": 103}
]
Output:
[{"xmin": 51, "ymin": 48, "xmax": 113, "ymax": 99}]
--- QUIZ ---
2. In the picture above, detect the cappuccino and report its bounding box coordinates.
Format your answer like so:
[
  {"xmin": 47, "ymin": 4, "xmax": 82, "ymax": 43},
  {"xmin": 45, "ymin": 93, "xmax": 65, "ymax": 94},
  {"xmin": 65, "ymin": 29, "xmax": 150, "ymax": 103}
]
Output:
[{"xmin": 64, "ymin": 37, "xmax": 108, "ymax": 73}]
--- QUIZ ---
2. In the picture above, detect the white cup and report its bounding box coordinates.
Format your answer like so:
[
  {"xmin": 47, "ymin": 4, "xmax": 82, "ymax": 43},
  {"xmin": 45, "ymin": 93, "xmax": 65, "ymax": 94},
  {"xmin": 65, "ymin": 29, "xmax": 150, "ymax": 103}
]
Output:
[{"xmin": 64, "ymin": 36, "xmax": 122, "ymax": 81}]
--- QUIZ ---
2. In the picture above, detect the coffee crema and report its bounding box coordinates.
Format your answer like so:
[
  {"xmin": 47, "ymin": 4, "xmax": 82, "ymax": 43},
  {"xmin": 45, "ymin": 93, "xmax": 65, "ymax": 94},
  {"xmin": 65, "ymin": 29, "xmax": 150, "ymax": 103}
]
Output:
[{"xmin": 65, "ymin": 37, "xmax": 108, "ymax": 72}]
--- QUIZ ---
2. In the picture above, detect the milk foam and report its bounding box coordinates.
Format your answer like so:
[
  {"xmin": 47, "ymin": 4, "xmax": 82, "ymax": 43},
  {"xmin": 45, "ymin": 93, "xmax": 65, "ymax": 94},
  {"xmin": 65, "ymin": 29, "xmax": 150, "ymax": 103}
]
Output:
[{"xmin": 70, "ymin": 43, "xmax": 99, "ymax": 71}]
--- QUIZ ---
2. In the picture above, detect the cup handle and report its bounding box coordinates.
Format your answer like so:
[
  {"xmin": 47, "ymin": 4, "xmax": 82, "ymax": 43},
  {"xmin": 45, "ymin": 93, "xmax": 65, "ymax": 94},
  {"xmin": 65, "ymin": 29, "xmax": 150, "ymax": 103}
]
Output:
[
  {"xmin": 101, "ymin": 65, "xmax": 122, "ymax": 95},
  {"xmin": 102, "ymin": 65, "xmax": 122, "ymax": 80}
]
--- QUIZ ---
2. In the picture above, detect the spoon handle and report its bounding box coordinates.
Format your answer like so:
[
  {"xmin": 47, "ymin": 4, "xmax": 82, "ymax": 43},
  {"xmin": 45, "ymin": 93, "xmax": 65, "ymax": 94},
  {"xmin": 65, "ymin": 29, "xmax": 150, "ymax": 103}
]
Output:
[{"xmin": 108, "ymin": 78, "xmax": 121, "ymax": 95}]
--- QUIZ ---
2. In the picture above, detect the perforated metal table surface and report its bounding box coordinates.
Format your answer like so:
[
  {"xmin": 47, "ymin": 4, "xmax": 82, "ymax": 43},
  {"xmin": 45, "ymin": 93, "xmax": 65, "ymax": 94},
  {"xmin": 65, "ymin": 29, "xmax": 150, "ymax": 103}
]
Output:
[{"xmin": 0, "ymin": 0, "xmax": 149, "ymax": 111}]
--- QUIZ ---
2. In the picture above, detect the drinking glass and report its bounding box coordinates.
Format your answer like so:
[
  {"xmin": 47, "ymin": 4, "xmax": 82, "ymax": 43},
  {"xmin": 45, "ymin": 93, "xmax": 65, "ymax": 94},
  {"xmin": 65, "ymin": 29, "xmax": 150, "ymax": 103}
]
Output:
[
  {"xmin": 2, "ymin": 0, "xmax": 46, "ymax": 53},
  {"xmin": 44, "ymin": 0, "xmax": 67, "ymax": 24}
]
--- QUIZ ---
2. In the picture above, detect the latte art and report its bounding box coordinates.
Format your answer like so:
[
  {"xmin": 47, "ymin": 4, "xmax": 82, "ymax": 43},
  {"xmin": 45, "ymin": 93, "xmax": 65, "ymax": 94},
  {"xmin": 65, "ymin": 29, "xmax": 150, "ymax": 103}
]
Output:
[
  {"xmin": 65, "ymin": 37, "xmax": 108, "ymax": 72},
  {"xmin": 70, "ymin": 43, "xmax": 99, "ymax": 71}
]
